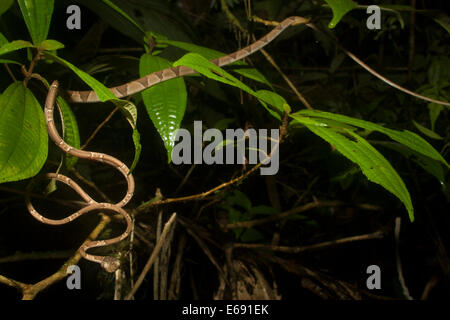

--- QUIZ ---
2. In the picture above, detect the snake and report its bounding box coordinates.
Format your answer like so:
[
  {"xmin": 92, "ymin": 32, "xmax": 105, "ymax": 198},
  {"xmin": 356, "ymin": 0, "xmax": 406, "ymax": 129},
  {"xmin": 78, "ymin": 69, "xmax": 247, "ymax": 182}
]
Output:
[{"xmin": 25, "ymin": 16, "xmax": 309, "ymax": 272}]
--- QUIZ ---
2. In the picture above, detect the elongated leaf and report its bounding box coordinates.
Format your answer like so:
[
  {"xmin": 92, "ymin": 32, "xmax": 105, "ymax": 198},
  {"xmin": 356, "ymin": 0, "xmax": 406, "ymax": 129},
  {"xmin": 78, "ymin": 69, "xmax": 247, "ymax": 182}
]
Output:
[
  {"xmin": 298, "ymin": 109, "xmax": 449, "ymax": 168},
  {"xmin": 139, "ymin": 54, "xmax": 187, "ymax": 162},
  {"xmin": 0, "ymin": 40, "xmax": 34, "ymax": 56},
  {"xmin": 256, "ymin": 90, "xmax": 291, "ymax": 113},
  {"xmin": 0, "ymin": 82, "xmax": 48, "ymax": 183},
  {"xmin": 0, "ymin": 59, "xmax": 20, "ymax": 65},
  {"xmin": 45, "ymin": 52, "xmax": 116, "ymax": 101},
  {"xmin": 44, "ymin": 52, "xmax": 142, "ymax": 173},
  {"xmin": 412, "ymin": 120, "xmax": 443, "ymax": 140},
  {"xmin": 291, "ymin": 114, "xmax": 415, "ymax": 221},
  {"xmin": 324, "ymin": 0, "xmax": 358, "ymax": 28},
  {"xmin": 375, "ymin": 141, "xmax": 446, "ymax": 185},
  {"xmin": 0, "ymin": 32, "xmax": 8, "ymax": 46},
  {"xmin": 56, "ymin": 97, "xmax": 80, "ymax": 170},
  {"xmin": 0, "ymin": 0, "xmax": 14, "ymax": 16},
  {"xmin": 39, "ymin": 39, "xmax": 64, "ymax": 51},
  {"xmin": 18, "ymin": 0, "xmax": 55, "ymax": 45},
  {"xmin": 174, "ymin": 53, "xmax": 281, "ymax": 119},
  {"xmin": 161, "ymin": 39, "xmax": 272, "ymax": 87}
]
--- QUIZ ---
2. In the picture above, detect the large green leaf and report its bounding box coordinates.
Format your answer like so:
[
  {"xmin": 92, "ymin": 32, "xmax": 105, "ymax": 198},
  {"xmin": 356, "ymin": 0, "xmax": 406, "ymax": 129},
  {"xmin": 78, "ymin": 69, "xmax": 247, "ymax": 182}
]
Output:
[
  {"xmin": 298, "ymin": 109, "xmax": 449, "ymax": 168},
  {"xmin": 56, "ymin": 97, "xmax": 80, "ymax": 170},
  {"xmin": 0, "ymin": 0, "xmax": 14, "ymax": 16},
  {"xmin": 291, "ymin": 114, "xmax": 415, "ymax": 221},
  {"xmin": 161, "ymin": 39, "xmax": 272, "ymax": 87},
  {"xmin": 0, "ymin": 40, "xmax": 34, "ymax": 56},
  {"xmin": 44, "ymin": 52, "xmax": 142, "ymax": 173},
  {"xmin": 0, "ymin": 82, "xmax": 48, "ymax": 183},
  {"xmin": 139, "ymin": 54, "xmax": 187, "ymax": 162},
  {"xmin": 18, "ymin": 0, "xmax": 55, "ymax": 46},
  {"xmin": 173, "ymin": 53, "xmax": 281, "ymax": 120},
  {"xmin": 323, "ymin": 0, "xmax": 358, "ymax": 28}
]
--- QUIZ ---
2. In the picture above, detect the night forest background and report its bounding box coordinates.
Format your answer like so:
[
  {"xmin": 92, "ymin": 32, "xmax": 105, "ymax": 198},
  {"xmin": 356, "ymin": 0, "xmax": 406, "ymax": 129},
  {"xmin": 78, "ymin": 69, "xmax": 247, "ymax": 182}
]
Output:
[{"xmin": 0, "ymin": 0, "xmax": 448, "ymax": 300}]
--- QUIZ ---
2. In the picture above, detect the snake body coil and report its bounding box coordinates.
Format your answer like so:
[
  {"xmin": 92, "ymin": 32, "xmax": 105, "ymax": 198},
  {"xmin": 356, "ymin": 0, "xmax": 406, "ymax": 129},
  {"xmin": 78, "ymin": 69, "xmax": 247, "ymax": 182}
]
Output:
[{"xmin": 25, "ymin": 17, "xmax": 308, "ymax": 272}]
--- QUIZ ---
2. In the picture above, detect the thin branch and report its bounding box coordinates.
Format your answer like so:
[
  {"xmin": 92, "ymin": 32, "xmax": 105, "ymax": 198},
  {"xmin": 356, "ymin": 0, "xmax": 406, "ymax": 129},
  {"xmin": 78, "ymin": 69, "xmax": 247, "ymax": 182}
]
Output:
[
  {"xmin": 4, "ymin": 63, "xmax": 17, "ymax": 82},
  {"xmin": 81, "ymin": 106, "xmax": 120, "ymax": 150},
  {"xmin": 226, "ymin": 201, "xmax": 380, "ymax": 229},
  {"xmin": 234, "ymin": 230, "xmax": 385, "ymax": 253},
  {"xmin": 221, "ymin": 1, "xmax": 313, "ymax": 109},
  {"xmin": 0, "ymin": 213, "xmax": 112, "ymax": 300},
  {"xmin": 125, "ymin": 212, "xmax": 177, "ymax": 300},
  {"xmin": 395, "ymin": 217, "xmax": 413, "ymax": 300},
  {"xmin": 252, "ymin": 16, "xmax": 450, "ymax": 107}
]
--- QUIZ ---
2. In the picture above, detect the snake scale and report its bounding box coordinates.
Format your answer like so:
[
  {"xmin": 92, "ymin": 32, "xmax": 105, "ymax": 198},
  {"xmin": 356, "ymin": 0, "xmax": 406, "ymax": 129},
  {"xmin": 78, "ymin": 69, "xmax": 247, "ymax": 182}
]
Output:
[{"xmin": 25, "ymin": 16, "xmax": 308, "ymax": 272}]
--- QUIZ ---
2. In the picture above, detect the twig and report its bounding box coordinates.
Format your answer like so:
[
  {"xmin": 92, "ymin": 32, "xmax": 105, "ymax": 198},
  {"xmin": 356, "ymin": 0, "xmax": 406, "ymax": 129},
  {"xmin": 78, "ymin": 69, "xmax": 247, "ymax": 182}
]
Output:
[
  {"xmin": 0, "ymin": 213, "xmax": 112, "ymax": 300},
  {"xmin": 395, "ymin": 217, "xmax": 413, "ymax": 300},
  {"xmin": 252, "ymin": 15, "xmax": 449, "ymax": 107},
  {"xmin": 0, "ymin": 185, "xmax": 86, "ymax": 208},
  {"xmin": 420, "ymin": 275, "xmax": 439, "ymax": 300},
  {"xmin": 234, "ymin": 230, "xmax": 384, "ymax": 253},
  {"xmin": 220, "ymin": 0, "xmax": 313, "ymax": 109},
  {"xmin": 153, "ymin": 211, "xmax": 162, "ymax": 299},
  {"xmin": 174, "ymin": 164, "xmax": 197, "ymax": 195},
  {"xmin": 408, "ymin": 0, "xmax": 416, "ymax": 81},
  {"xmin": 81, "ymin": 106, "xmax": 120, "ymax": 150},
  {"xmin": 125, "ymin": 212, "xmax": 177, "ymax": 300},
  {"xmin": 0, "ymin": 250, "xmax": 72, "ymax": 264},
  {"xmin": 4, "ymin": 63, "xmax": 17, "ymax": 82},
  {"xmin": 69, "ymin": 167, "xmax": 112, "ymax": 202},
  {"xmin": 226, "ymin": 200, "xmax": 380, "ymax": 229},
  {"xmin": 168, "ymin": 233, "xmax": 187, "ymax": 300},
  {"xmin": 135, "ymin": 134, "xmax": 281, "ymax": 214}
]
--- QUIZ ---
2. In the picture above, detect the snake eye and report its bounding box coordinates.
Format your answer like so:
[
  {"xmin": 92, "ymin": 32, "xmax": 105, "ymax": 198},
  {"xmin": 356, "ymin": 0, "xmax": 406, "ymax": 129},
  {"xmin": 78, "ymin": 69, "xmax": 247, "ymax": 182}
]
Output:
[{"xmin": 100, "ymin": 256, "xmax": 121, "ymax": 273}]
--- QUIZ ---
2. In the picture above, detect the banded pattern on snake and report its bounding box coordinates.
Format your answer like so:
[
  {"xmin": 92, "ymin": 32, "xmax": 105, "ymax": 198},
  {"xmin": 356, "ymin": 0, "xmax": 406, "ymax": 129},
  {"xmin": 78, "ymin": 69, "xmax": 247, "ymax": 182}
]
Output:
[{"xmin": 25, "ymin": 16, "xmax": 308, "ymax": 272}]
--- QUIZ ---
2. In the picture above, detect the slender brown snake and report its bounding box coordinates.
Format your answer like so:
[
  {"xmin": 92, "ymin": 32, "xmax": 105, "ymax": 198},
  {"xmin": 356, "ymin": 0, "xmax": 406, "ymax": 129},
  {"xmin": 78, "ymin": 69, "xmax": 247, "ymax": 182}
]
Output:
[
  {"xmin": 24, "ymin": 13, "xmax": 448, "ymax": 272},
  {"xmin": 25, "ymin": 16, "xmax": 309, "ymax": 272}
]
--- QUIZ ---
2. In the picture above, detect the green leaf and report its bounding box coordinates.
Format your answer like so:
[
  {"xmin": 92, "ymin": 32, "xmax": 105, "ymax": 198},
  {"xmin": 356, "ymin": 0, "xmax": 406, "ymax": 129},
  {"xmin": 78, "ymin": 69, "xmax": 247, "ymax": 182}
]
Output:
[
  {"xmin": 0, "ymin": 32, "xmax": 8, "ymax": 46},
  {"xmin": 0, "ymin": 40, "xmax": 34, "ymax": 57},
  {"xmin": 56, "ymin": 97, "xmax": 80, "ymax": 170},
  {"xmin": 298, "ymin": 109, "xmax": 449, "ymax": 168},
  {"xmin": 44, "ymin": 52, "xmax": 142, "ymax": 173},
  {"xmin": 227, "ymin": 190, "xmax": 252, "ymax": 212},
  {"xmin": 139, "ymin": 54, "xmax": 187, "ymax": 162},
  {"xmin": 431, "ymin": 12, "xmax": 450, "ymax": 34},
  {"xmin": 0, "ymin": 82, "xmax": 48, "ymax": 183},
  {"xmin": 428, "ymin": 103, "xmax": 444, "ymax": 131},
  {"xmin": 330, "ymin": 53, "xmax": 346, "ymax": 73},
  {"xmin": 39, "ymin": 39, "xmax": 64, "ymax": 51},
  {"xmin": 291, "ymin": 114, "xmax": 415, "ymax": 221},
  {"xmin": 101, "ymin": 0, "xmax": 145, "ymax": 34},
  {"xmin": 256, "ymin": 90, "xmax": 291, "ymax": 113},
  {"xmin": 412, "ymin": 120, "xmax": 443, "ymax": 140},
  {"xmin": 323, "ymin": 0, "xmax": 358, "ymax": 29},
  {"xmin": 45, "ymin": 52, "xmax": 115, "ymax": 101},
  {"xmin": 0, "ymin": 59, "xmax": 21, "ymax": 65},
  {"xmin": 375, "ymin": 141, "xmax": 446, "ymax": 185},
  {"xmin": 130, "ymin": 129, "xmax": 141, "ymax": 173},
  {"xmin": 163, "ymin": 39, "xmax": 272, "ymax": 87},
  {"xmin": 173, "ymin": 52, "xmax": 281, "ymax": 120},
  {"xmin": 0, "ymin": 0, "xmax": 14, "ymax": 16},
  {"xmin": 18, "ymin": 0, "xmax": 55, "ymax": 46}
]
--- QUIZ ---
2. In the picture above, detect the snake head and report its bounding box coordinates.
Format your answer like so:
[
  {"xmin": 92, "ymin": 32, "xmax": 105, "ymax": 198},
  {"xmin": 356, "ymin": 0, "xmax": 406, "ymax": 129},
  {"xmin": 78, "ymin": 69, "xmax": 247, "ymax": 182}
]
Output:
[{"xmin": 100, "ymin": 256, "xmax": 121, "ymax": 273}]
